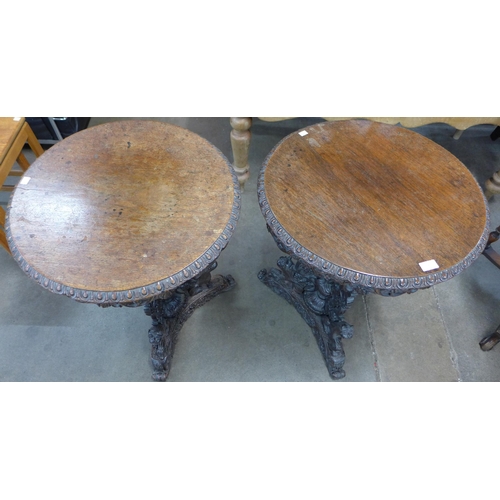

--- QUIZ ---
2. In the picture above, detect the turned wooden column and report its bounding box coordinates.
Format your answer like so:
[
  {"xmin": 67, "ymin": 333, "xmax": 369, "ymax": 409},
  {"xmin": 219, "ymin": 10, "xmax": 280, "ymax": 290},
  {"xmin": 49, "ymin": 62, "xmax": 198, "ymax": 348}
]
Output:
[
  {"xmin": 486, "ymin": 128, "xmax": 500, "ymax": 198},
  {"xmin": 230, "ymin": 117, "xmax": 252, "ymax": 190},
  {"xmin": 485, "ymin": 173, "xmax": 500, "ymax": 199}
]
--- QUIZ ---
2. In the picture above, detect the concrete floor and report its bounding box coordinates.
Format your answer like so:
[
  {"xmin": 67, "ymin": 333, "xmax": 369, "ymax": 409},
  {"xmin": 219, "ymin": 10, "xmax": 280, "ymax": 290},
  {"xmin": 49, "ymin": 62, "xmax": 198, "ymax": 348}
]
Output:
[{"xmin": 1, "ymin": 117, "xmax": 500, "ymax": 382}]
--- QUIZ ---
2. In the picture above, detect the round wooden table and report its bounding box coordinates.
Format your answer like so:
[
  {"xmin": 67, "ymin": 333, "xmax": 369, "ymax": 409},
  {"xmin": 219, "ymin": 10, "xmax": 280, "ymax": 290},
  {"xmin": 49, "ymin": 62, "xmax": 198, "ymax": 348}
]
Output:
[
  {"xmin": 6, "ymin": 120, "xmax": 240, "ymax": 381},
  {"xmin": 258, "ymin": 119, "xmax": 490, "ymax": 379}
]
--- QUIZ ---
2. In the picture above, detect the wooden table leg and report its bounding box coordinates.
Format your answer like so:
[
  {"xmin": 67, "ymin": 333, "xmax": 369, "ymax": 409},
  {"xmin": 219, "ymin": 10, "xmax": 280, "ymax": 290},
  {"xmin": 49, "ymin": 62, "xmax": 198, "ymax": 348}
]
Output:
[
  {"xmin": 258, "ymin": 255, "xmax": 359, "ymax": 379},
  {"xmin": 481, "ymin": 127, "xmax": 500, "ymax": 199},
  {"xmin": 230, "ymin": 118, "xmax": 252, "ymax": 191},
  {"xmin": 485, "ymin": 172, "xmax": 500, "ymax": 199},
  {"xmin": 0, "ymin": 206, "xmax": 10, "ymax": 253},
  {"xmin": 144, "ymin": 261, "xmax": 236, "ymax": 381}
]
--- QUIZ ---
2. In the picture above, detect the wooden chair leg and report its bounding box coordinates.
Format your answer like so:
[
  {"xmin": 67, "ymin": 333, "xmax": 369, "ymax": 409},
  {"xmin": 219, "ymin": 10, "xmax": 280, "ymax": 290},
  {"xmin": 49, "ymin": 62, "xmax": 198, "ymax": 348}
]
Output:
[
  {"xmin": 24, "ymin": 122, "xmax": 44, "ymax": 157},
  {"xmin": 16, "ymin": 152, "xmax": 30, "ymax": 171},
  {"xmin": 0, "ymin": 121, "xmax": 43, "ymax": 254},
  {"xmin": 485, "ymin": 128, "xmax": 500, "ymax": 198},
  {"xmin": 0, "ymin": 206, "xmax": 11, "ymax": 254},
  {"xmin": 485, "ymin": 170, "xmax": 500, "ymax": 199},
  {"xmin": 230, "ymin": 117, "xmax": 252, "ymax": 191},
  {"xmin": 0, "ymin": 232, "xmax": 10, "ymax": 253}
]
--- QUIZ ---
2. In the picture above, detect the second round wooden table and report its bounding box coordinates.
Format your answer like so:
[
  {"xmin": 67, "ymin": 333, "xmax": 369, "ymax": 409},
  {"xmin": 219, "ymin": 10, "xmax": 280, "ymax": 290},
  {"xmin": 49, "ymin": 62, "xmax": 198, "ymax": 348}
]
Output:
[{"xmin": 258, "ymin": 120, "xmax": 489, "ymax": 379}]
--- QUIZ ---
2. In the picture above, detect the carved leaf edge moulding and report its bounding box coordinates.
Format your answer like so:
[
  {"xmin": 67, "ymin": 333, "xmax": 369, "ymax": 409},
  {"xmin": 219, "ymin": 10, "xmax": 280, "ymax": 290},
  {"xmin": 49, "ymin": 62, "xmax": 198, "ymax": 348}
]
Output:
[
  {"xmin": 5, "ymin": 149, "xmax": 241, "ymax": 306},
  {"xmin": 258, "ymin": 126, "xmax": 491, "ymax": 292}
]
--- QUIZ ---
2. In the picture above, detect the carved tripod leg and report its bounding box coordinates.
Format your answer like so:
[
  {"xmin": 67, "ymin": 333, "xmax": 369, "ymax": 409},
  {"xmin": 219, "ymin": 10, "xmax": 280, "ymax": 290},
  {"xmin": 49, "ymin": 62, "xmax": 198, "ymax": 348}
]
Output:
[
  {"xmin": 144, "ymin": 261, "xmax": 236, "ymax": 381},
  {"xmin": 258, "ymin": 256, "xmax": 358, "ymax": 379}
]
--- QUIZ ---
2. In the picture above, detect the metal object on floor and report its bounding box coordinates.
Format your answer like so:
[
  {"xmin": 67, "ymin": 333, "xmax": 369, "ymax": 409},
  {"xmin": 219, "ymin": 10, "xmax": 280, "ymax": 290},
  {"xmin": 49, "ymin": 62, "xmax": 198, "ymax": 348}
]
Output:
[
  {"xmin": 6, "ymin": 120, "xmax": 240, "ymax": 381},
  {"xmin": 481, "ymin": 225, "xmax": 500, "ymax": 351},
  {"xmin": 479, "ymin": 329, "xmax": 500, "ymax": 352},
  {"xmin": 258, "ymin": 119, "xmax": 490, "ymax": 379}
]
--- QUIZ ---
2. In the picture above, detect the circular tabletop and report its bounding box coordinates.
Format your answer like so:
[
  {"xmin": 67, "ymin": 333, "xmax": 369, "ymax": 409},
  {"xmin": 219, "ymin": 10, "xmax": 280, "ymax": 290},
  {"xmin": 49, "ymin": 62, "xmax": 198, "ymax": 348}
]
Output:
[
  {"xmin": 258, "ymin": 120, "xmax": 490, "ymax": 291},
  {"xmin": 7, "ymin": 120, "xmax": 240, "ymax": 304}
]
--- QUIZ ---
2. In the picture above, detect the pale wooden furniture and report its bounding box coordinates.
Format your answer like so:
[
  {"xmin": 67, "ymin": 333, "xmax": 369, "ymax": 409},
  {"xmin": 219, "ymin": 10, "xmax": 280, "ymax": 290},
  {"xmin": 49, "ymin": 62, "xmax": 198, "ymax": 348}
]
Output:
[
  {"xmin": 0, "ymin": 117, "xmax": 44, "ymax": 254},
  {"xmin": 230, "ymin": 117, "xmax": 252, "ymax": 189},
  {"xmin": 6, "ymin": 120, "xmax": 240, "ymax": 381},
  {"xmin": 258, "ymin": 120, "xmax": 489, "ymax": 379},
  {"xmin": 230, "ymin": 117, "xmax": 500, "ymax": 193}
]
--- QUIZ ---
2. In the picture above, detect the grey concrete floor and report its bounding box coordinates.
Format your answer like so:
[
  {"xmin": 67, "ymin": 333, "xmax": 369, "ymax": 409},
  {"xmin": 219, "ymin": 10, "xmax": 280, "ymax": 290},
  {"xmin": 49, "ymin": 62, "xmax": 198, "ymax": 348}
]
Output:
[{"xmin": 1, "ymin": 117, "xmax": 500, "ymax": 381}]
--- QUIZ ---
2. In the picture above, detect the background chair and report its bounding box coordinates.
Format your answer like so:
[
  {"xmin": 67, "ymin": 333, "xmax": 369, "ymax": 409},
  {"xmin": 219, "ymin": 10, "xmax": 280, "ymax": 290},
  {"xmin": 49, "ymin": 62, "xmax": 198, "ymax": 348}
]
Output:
[{"xmin": 0, "ymin": 117, "xmax": 43, "ymax": 254}]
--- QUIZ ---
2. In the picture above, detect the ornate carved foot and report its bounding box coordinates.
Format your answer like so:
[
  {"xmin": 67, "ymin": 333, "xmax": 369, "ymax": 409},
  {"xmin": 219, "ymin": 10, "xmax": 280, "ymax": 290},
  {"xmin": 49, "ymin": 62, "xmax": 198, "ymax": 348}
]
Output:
[
  {"xmin": 144, "ymin": 261, "xmax": 236, "ymax": 381},
  {"xmin": 258, "ymin": 256, "xmax": 359, "ymax": 379}
]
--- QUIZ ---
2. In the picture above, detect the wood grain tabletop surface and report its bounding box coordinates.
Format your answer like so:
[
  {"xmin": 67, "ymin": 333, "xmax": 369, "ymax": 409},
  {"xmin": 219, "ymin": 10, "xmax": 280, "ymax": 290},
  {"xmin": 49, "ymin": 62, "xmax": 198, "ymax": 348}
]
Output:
[
  {"xmin": 7, "ymin": 120, "xmax": 239, "ymax": 295},
  {"xmin": 260, "ymin": 120, "xmax": 489, "ymax": 281}
]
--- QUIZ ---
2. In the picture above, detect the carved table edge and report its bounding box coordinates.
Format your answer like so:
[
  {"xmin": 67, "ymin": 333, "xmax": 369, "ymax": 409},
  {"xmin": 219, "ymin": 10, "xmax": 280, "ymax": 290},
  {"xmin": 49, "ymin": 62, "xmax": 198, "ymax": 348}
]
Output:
[
  {"xmin": 5, "ymin": 155, "xmax": 241, "ymax": 307},
  {"xmin": 258, "ymin": 129, "xmax": 491, "ymax": 292}
]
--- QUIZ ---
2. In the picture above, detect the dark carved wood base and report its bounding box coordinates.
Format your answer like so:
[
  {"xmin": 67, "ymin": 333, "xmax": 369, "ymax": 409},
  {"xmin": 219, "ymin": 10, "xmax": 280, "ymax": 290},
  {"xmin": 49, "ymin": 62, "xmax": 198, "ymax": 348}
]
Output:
[
  {"xmin": 258, "ymin": 256, "xmax": 360, "ymax": 379},
  {"xmin": 144, "ymin": 261, "xmax": 236, "ymax": 381}
]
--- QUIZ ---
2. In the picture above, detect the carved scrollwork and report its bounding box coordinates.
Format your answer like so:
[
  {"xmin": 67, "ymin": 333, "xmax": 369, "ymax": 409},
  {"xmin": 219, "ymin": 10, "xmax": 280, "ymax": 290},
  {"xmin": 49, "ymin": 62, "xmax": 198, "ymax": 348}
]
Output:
[
  {"xmin": 97, "ymin": 260, "xmax": 235, "ymax": 380},
  {"xmin": 258, "ymin": 147, "xmax": 490, "ymax": 292},
  {"xmin": 5, "ymin": 161, "xmax": 241, "ymax": 306},
  {"xmin": 142, "ymin": 261, "xmax": 236, "ymax": 381},
  {"xmin": 259, "ymin": 256, "xmax": 365, "ymax": 379},
  {"xmin": 258, "ymin": 253, "xmax": 424, "ymax": 379}
]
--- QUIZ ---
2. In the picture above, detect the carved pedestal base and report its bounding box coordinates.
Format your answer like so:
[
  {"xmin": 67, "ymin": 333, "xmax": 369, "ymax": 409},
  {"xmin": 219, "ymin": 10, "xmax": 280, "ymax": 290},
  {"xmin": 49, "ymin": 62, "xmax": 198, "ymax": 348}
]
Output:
[
  {"xmin": 258, "ymin": 256, "xmax": 360, "ymax": 379},
  {"xmin": 144, "ymin": 262, "xmax": 235, "ymax": 381}
]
